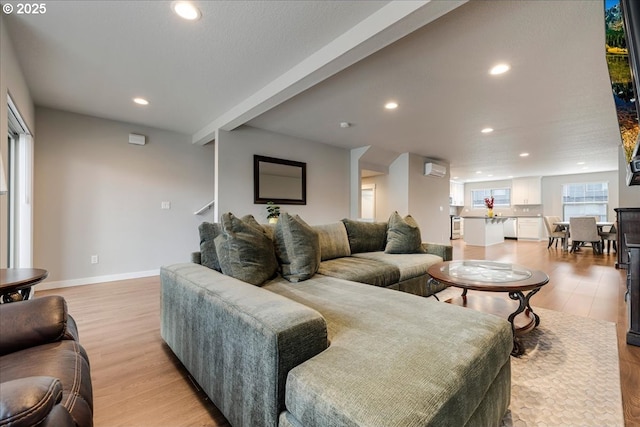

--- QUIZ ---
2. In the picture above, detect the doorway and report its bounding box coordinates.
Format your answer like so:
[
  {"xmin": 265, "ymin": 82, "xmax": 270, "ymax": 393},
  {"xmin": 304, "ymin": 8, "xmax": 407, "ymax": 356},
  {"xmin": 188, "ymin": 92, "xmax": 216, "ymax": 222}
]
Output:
[
  {"xmin": 361, "ymin": 184, "xmax": 376, "ymax": 221},
  {"xmin": 5, "ymin": 96, "xmax": 34, "ymax": 268}
]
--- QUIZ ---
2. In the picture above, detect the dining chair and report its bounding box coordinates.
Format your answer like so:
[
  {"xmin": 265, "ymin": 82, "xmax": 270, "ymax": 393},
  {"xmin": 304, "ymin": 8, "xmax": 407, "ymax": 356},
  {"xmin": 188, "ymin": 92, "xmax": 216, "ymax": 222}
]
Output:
[
  {"xmin": 569, "ymin": 217, "xmax": 602, "ymax": 255},
  {"xmin": 599, "ymin": 222, "xmax": 617, "ymax": 253},
  {"xmin": 543, "ymin": 215, "xmax": 568, "ymax": 249}
]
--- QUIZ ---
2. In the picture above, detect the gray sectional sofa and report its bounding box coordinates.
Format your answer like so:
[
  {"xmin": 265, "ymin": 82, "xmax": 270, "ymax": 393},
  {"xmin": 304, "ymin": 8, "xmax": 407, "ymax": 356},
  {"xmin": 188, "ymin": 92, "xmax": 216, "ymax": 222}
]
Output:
[{"xmin": 161, "ymin": 212, "xmax": 512, "ymax": 427}]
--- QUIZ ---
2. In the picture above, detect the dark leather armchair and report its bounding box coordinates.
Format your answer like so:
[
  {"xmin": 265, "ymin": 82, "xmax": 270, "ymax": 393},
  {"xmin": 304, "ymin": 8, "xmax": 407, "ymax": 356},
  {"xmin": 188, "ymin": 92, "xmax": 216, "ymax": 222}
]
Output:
[{"xmin": 0, "ymin": 296, "xmax": 93, "ymax": 427}]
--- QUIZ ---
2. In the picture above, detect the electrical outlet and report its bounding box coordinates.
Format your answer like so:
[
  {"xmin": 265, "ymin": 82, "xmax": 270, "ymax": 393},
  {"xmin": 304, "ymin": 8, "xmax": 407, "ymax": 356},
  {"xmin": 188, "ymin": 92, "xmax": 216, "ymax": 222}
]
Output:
[
  {"xmin": 91, "ymin": 255, "xmax": 99, "ymax": 264},
  {"xmin": 161, "ymin": 201, "xmax": 171, "ymax": 210}
]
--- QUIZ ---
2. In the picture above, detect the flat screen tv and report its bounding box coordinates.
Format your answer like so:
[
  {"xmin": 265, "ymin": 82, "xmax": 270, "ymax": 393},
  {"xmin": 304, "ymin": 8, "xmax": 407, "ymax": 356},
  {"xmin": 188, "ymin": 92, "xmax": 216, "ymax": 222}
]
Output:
[{"xmin": 618, "ymin": 0, "xmax": 640, "ymax": 184}]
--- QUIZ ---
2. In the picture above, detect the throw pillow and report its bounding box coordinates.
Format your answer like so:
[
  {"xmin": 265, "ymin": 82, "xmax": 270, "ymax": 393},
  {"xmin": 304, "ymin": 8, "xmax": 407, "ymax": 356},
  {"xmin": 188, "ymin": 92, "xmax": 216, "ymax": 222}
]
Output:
[
  {"xmin": 274, "ymin": 213, "xmax": 321, "ymax": 282},
  {"xmin": 241, "ymin": 214, "xmax": 265, "ymax": 232},
  {"xmin": 341, "ymin": 218, "xmax": 388, "ymax": 253},
  {"xmin": 385, "ymin": 212, "xmax": 425, "ymax": 254},
  {"xmin": 215, "ymin": 212, "xmax": 279, "ymax": 286},
  {"xmin": 198, "ymin": 222, "xmax": 222, "ymax": 271},
  {"xmin": 314, "ymin": 223, "xmax": 351, "ymax": 261}
]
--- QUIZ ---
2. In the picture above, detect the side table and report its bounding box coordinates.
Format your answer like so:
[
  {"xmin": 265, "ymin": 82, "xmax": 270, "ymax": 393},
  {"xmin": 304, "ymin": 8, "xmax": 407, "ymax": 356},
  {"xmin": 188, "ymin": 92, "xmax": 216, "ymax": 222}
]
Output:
[{"xmin": 0, "ymin": 268, "xmax": 49, "ymax": 303}]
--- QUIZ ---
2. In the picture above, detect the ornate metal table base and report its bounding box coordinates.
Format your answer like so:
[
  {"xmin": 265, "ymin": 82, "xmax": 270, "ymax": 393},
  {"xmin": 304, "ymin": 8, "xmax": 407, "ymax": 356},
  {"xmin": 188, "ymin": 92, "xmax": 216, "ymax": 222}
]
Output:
[{"xmin": 507, "ymin": 288, "xmax": 541, "ymax": 356}]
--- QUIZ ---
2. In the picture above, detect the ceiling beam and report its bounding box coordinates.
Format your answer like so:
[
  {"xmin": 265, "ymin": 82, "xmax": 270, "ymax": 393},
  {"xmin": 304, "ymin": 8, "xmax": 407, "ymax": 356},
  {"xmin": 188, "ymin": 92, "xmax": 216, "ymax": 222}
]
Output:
[{"xmin": 192, "ymin": 0, "xmax": 467, "ymax": 145}]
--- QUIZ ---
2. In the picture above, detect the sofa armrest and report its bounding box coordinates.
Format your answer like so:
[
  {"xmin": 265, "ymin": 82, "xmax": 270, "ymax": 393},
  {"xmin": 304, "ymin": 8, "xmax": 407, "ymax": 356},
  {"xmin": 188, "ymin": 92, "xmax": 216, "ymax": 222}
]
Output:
[
  {"xmin": 161, "ymin": 263, "xmax": 328, "ymax": 427},
  {"xmin": 0, "ymin": 376, "xmax": 74, "ymax": 427},
  {"xmin": 0, "ymin": 296, "xmax": 74, "ymax": 356},
  {"xmin": 422, "ymin": 242, "xmax": 453, "ymax": 261}
]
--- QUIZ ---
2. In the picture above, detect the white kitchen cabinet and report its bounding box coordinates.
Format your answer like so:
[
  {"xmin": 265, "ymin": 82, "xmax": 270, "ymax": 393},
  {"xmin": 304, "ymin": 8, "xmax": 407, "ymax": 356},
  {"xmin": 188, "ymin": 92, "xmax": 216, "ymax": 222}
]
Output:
[
  {"xmin": 517, "ymin": 217, "xmax": 542, "ymax": 240},
  {"xmin": 449, "ymin": 181, "xmax": 465, "ymax": 206},
  {"xmin": 512, "ymin": 177, "xmax": 541, "ymax": 205}
]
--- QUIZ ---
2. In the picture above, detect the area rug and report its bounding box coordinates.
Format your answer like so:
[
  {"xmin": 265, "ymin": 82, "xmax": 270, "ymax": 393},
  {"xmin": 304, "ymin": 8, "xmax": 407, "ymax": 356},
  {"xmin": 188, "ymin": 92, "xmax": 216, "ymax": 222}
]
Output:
[
  {"xmin": 434, "ymin": 289, "xmax": 624, "ymax": 425},
  {"xmin": 499, "ymin": 307, "xmax": 624, "ymax": 426}
]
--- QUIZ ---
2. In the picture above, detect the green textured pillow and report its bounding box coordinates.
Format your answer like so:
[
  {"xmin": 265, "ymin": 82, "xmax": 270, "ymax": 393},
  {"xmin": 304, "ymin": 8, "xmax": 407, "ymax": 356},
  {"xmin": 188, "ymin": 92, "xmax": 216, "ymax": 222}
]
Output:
[
  {"xmin": 198, "ymin": 222, "xmax": 222, "ymax": 271},
  {"xmin": 274, "ymin": 213, "xmax": 321, "ymax": 282},
  {"xmin": 385, "ymin": 212, "xmax": 425, "ymax": 254},
  {"xmin": 241, "ymin": 214, "xmax": 264, "ymax": 232},
  {"xmin": 342, "ymin": 218, "xmax": 388, "ymax": 253},
  {"xmin": 215, "ymin": 212, "xmax": 278, "ymax": 286}
]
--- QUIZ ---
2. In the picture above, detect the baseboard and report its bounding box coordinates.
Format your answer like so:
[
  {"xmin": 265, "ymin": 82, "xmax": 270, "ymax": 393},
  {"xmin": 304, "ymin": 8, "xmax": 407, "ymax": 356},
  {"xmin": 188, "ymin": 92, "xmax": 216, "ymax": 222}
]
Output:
[{"xmin": 35, "ymin": 270, "xmax": 160, "ymax": 291}]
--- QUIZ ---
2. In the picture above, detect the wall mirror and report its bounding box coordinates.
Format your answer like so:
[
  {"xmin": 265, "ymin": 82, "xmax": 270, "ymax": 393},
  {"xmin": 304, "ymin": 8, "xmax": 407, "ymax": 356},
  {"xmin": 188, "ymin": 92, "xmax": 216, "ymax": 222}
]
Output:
[{"xmin": 254, "ymin": 155, "xmax": 307, "ymax": 205}]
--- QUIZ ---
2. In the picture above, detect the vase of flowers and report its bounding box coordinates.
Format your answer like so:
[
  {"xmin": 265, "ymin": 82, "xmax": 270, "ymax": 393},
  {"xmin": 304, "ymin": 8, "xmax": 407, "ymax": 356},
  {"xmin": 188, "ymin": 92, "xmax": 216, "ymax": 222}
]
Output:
[
  {"xmin": 484, "ymin": 196, "xmax": 494, "ymax": 218},
  {"xmin": 266, "ymin": 201, "xmax": 280, "ymax": 224}
]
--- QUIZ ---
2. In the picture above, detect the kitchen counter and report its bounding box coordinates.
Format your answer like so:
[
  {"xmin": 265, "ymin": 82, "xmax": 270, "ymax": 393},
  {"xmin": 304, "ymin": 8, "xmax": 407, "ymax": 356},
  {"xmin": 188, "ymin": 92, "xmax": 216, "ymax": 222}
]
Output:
[{"xmin": 463, "ymin": 217, "xmax": 507, "ymax": 246}]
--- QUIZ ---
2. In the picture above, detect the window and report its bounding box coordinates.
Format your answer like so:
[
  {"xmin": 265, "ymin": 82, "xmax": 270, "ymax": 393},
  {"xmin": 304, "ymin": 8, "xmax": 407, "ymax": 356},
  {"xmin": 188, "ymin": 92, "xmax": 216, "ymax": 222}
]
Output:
[
  {"xmin": 562, "ymin": 182, "xmax": 608, "ymax": 221},
  {"xmin": 471, "ymin": 188, "xmax": 511, "ymax": 208}
]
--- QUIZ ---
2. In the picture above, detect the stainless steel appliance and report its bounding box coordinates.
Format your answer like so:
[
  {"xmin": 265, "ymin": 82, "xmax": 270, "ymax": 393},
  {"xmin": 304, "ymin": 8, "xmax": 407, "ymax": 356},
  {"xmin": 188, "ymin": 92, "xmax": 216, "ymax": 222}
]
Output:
[{"xmin": 450, "ymin": 216, "xmax": 462, "ymax": 240}]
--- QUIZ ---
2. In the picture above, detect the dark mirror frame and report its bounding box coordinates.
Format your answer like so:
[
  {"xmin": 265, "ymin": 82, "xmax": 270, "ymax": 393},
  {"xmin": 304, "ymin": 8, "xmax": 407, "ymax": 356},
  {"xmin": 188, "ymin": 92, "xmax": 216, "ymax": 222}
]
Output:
[{"xmin": 254, "ymin": 155, "xmax": 307, "ymax": 205}]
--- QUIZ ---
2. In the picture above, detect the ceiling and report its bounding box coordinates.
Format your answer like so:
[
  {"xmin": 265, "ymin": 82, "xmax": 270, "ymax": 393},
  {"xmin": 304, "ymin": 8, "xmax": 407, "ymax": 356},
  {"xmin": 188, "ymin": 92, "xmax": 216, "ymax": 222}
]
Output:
[{"xmin": 4, "ymin": 0, "xmax": 622, "ymax": 182}]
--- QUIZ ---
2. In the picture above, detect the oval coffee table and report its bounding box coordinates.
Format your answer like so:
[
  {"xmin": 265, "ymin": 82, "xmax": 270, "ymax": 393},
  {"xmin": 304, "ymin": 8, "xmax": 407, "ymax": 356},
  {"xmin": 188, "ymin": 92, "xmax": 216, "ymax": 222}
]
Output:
[
  {"xmin": 0, "ymin": 268, "xmax": 49, "ymax": 303},
  {"xmin": 427, "ymin": 260, "xmax": 549, "ymax": 356}
]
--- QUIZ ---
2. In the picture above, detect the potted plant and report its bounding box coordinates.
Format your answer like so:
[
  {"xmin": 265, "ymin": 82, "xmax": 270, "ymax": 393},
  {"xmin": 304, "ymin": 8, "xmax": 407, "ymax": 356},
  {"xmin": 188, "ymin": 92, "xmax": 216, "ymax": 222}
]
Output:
[{"xmin": 266, "ymin": 201, "xmax": 280, "ymax": 224}]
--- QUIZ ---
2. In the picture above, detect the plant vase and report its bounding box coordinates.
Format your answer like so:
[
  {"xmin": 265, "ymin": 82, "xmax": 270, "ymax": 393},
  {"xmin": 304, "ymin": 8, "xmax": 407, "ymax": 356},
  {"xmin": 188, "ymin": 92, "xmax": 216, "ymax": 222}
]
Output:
[
  {"xmin": 487, "ymin": 208, "xmax": 494, "ymax": 218},
  {"xmin": 268, "ymin": 217, "xmax": 278, "ymax": 224}
]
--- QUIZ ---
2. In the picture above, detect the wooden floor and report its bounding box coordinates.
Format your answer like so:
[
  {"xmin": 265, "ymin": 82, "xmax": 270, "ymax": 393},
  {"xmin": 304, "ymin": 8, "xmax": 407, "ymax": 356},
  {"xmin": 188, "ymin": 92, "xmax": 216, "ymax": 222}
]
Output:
[{"xmin": 38, "ymin": 239, "xmax": 640, "ymax": 427}]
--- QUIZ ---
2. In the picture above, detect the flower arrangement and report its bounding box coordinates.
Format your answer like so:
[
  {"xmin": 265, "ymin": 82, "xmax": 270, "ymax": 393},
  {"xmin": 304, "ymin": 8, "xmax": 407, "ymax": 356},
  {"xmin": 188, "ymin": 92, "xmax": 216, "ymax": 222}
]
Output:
[{"xmin": 484, "ymin": 196, "xmax": 494, "ymax": 209}]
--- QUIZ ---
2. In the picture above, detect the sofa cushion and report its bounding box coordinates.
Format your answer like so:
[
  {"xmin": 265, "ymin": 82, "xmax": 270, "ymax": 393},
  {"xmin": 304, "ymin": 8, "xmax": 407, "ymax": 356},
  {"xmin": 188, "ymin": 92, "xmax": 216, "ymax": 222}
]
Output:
[
  {"xmin": 198, "ymin": 222, "xmax": 222, "ymax": 271},
  {"xmin": 385, "ymin": 212, "xmax": 425, "ymax": 254},
  {"xmin": 341, "ymin": 219, "xmax": 387, "ymax": 253},
  {"xmin": 352, "ymin": 251, "xmax": 443, "ymax": 281},
  {"xmin": 215, "ymin": 212, "xmax": 278, "ymax": 286},
  {"xmin": 274, "ymin": 213, "xmax": 321, "ymax": 283},
  {"xmin": 313, "ymin": 223, "xmax": 351, "ymax": 261},
  {"xmin": 317, "ymin": 257, "xmax": 400, "ymax": 287}
]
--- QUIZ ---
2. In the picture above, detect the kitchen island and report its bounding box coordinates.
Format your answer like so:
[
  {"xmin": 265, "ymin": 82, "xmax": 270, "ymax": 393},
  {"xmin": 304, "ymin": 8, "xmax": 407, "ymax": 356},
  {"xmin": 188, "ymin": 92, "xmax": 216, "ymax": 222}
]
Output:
[{"xmin": 463, "ymin": 216, "xmax": 509, "ymax": 246}]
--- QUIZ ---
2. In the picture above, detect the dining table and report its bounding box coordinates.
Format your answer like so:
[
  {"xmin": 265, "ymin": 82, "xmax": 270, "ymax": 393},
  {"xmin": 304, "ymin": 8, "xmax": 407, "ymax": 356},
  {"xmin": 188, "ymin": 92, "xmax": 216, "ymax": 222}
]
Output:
[{"xmin": 553, "ymin": 221, "xmax": 614, "ymax": 252}]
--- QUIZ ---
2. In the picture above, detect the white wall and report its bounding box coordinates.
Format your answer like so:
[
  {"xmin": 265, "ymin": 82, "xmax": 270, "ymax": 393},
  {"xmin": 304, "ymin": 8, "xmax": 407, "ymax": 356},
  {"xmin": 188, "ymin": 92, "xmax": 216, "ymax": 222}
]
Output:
[
  {"xmin": 362, "ymin": 153, "xmax": 450, "ymax": 244},
  {"xmin": 34, "ymin": 108, "xmax": 215, "ymax": 286},
  {"xmin": 216, "ymin": 126, "xmax": 349, "ymax": 224},
  {"xmin": 407, "ymin": 154, "xmax": 451, "ymax": 244},
  {"xmin": 0, "ymin": 16, "xmax": 35, "ymax": 268}
]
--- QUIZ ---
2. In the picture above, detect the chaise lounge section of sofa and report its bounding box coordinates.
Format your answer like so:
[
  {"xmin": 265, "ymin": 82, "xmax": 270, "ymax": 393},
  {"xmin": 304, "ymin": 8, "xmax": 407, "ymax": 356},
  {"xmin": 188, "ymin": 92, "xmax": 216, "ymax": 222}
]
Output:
[{"xmin": 161, "ymin": 212, "xmax": 512, "ymax": 427}]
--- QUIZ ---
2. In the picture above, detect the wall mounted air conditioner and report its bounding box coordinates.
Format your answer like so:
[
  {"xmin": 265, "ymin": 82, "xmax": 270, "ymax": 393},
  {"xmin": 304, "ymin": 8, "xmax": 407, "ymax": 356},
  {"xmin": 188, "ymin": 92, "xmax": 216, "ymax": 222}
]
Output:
[{"xmin": 424, "ymin": 162, "xmax": 446, "ymax": 178}]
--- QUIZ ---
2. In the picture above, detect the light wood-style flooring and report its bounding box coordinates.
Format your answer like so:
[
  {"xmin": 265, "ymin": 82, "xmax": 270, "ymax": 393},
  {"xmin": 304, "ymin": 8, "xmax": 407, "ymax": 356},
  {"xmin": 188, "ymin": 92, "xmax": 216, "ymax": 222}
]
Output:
[{"xmin": 38, "ymin": 239, "xmax": 640, "ymax": 426}]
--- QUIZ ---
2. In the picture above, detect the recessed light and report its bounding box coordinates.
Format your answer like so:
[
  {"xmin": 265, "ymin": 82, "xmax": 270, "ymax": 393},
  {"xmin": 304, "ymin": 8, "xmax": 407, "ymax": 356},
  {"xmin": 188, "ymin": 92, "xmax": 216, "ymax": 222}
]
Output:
[
  {"xmin": 489, "ymin": 63, "xmax": 511, "ymax": 75},
  {"xmin": 476, "ymin": 171, "xmax": 482, "ymax": 174},
  {"xmin": 481, "ymin": 127, "xmax": 494, "ymax": 134},
  {"xmin": 519, "ymin": 152, "xmax": 529, "ymax": 157},
  {"xmin": 577, "ymin": 161, "xmax": 585, "ymax": 165},
  {"xmin": 133, "ymin": 97, "xmax": 149, "ymax": 106},
  {"xmin": 340, "ymin": 122, "xmax": 351, "ymax": 128},
  {"xmin": 384, "ymin": 101, "xmax": 398, "ymax": 110},
  {"xmin": 172, "ymin": 1, "xmax": 201, "ymax": 21}
]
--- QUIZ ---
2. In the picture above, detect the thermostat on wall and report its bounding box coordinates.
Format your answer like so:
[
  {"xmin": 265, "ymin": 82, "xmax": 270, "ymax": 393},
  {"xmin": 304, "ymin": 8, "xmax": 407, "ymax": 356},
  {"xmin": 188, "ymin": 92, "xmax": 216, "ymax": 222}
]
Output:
[{"xmin": 128, "ymin": 133, "xmax": 146, "ymax": 145}]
